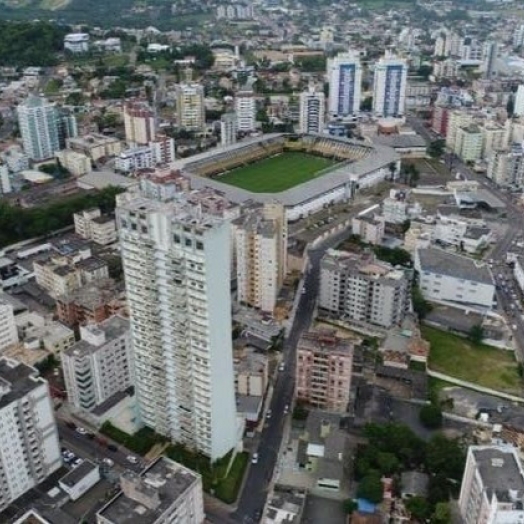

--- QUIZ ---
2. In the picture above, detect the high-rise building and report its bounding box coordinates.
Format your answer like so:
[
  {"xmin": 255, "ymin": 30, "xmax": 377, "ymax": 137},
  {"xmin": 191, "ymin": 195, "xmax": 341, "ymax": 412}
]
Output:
[
  {"xmin": 221, "ymin": 112, "xmax": 238, "ymax": 146},
  {"xmin": 0, "ymin": 358, "xmax": 62, "ymax": 512},
  {"xmin": 482, "ymin": 41, "xmax": 498, "ymax": 79},
  {"xmin": 62, "ymin": 316, "xmax": 133, "ymax": 412},
  {"xmin": 175, "ymin": 82, "xmax": 205, "ymax": 131},
  {"xmin": 372, "ymin": 53, "xmax": 408, "ymax": 118},
  {"xmin": 514, "ymin": 24, "xmax": 524, "ymax": 48},
  {"xmin": 0, "ymin": 295, "xmax": 18, "ymax": 351},
  {"xmin": 123, "ymin": 100, "xmax": 156, "ymax": 145},
  {"xmin": 514, "ymin": 85, "xmax": 524, "ymax": 117},
  {"xmin": 319, "ymin": 249, "xmax": 410, "ymax": 328},
  {"xmin": 459, "ymin": 445, "xmax": 524, "ymax": 524},
  {"xmin": 327, "ymin": 51, "xmax": 362, "ymax": 119},
  {"xmin": 17, "ymin": 96, "xmax": 62, "ymax": 161},
  {"xmin": 117, "ymin": 178, "xmax": 239, "ymax": 460},
  {"xmin": 296, "ymin": 329, "xmax": 353, "ymax": 412},
  {"xmin": 235, "ymin": 79, "xmax": 257, "ymax": 132},
  {"xmin": 299, "ymin": 86, "xmax": 325, "ymax": 134},
  {"xmin": 233, "ymin": 203, "xmax": 287, "ymax": 313}
]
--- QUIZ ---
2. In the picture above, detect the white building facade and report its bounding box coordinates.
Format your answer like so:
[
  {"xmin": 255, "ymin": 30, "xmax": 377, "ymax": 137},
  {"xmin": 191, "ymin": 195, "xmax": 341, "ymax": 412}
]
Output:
[
  {"xmin": 235, "ymin": 81, "xmax": 257, "ymax": 132},
  {"xmin": 327, "ymin": 51, "xmax": 362, "ymax": 119},
  {"xmin": 299, "ymin": 87, "xmax": 325, "ymax": 134},
  {"xmin": 0, "ymin": 297, "xmax": 18, "ymax": 351},
  {"xmin": 372, "ymin": 53, "xmax": 408, "ymax": 118}
]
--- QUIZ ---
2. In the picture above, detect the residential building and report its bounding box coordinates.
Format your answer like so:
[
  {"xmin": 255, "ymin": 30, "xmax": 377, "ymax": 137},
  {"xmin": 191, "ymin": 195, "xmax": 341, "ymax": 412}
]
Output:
[
  {"xmin": 96, "ymin": 456, "xmax": 205, "ymax": 524},
  {"xmin": 515, "ymin": 85, "xmax": 524, "ymax": 118},
  {"xmin": 513, "ymin": 256, "xmax": 524, "ymax": 295},
  {"xmin": 433, "ymin": 30, "xmax": 462, "ymax": 57},
  {"xmin": 235, "ymin": 79, "xmax": 257, "ymax": 132},
  {"xmin": 382, "ymin": 189, "xmax": 419, "ymax": 224},
  {"xmin": 455, "ymin": 125, "xmax": 483, "ymax": 162},
  {"xmin": 482, "ymin": 41, "xmax": 498, "ymax": 79},
  {"xmin": 459, "ymin": 445, "xmax": 524, "ymax": 524},
  {"xmin": 372, "ymin": 52, "xmax": 408, "ymax": 118},
  {"xmin": 74, "ymin": 208, "xmax": 117, "ymax": 245},
  {"xmin": 54, "ymin": 149, "xmax": 92, "ymax": 177},
  {"xmin": 0, "ymin": 358, "xmax": 62, "ymax": 512},
  {"xmin": 482, "ymin": 124, "xmax": 506, "ymax": 159},
  {"xmin": 176, "ymin": 82, "xmax": 205, "ymax": 131},
  {"xmin": 296, "ymin": 329, "xmax": 353, "ymax": 412},
  {"xmin": 488, "ymin": 143, "xmax": 524, "ymax": 188},
  {"xmin": 56, "ymin": 278, "xmax": 126, "ymax": 328},
  {"xmin": 351, "ymin": 214, "xmax": 384, "ymax": 245},
  {"xmin": 514, "ymin": 24, "xmax": 524, "ymax": 48},
  {"xmin": 62, "ymin": 316, "xmax": 132, "ymax": 412},
  {"xmin": 220, "ymin": 113, "xmax": 237, "ymax": 146},
  {"xmin": 233, "ymin": 203, "xmax": 287, "ymax": 313},
  {"xmin": 0, "ymin": 295, "xmax": 18, "ymax": 351},
  {"xmin": 115, "ymin": 145, "xmax": 154, "ymax": 173},
  {"xmin": 327, "ymin": 51, "xmax": 362, "ymax": 119},
  {"xmin": 67, "ymin": 133, "xmax": 122, "ymax": 162},
  {"xmin": 234, "ymin": 347, "xmax": 268, "ymax": 397},
  {"xmin": 319, "ymin": 249, "xmax": 410, "ymax": 328},
  {"xmin": 117, "ymin": 179, "xmax": 239, "ymax": 460},
  {"xmin": 445, "ymin": 110, "xmax": 476, "ymax": 149},
  {"xmin": 264, "ymin": 488, "xmax": 307, "ymax": 524},
  {"xmin": 64, "ymin": 33, "xmax": 89, "ymax": 53},
  {"xmin": 0, "ymin": 164, "xmax": 11, "ymax": 194},
  {"xmin": 59, "ymin": 460, "xmax": 100, "ymax": 501},
  {"xmin": 415, "ymin": 247, "xmax": 495, "ymax": 308},
  {"xmin": 150, "ymin": 135, "xmax": 176, "ymax": 165},
  {"xmin": 299, "ymin": 86, "xmax": 325, "ymax": 134},
  {"xmin": 123, "ymin": 100, "xmax": 156, "ymax": 145}
]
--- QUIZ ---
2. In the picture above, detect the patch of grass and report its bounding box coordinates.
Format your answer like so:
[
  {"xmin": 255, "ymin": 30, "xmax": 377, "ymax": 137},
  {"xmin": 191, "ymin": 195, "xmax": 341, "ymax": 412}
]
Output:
[
  {"xmin": 423, "ymin": 325, "xmax": 522, "ymax": 395},
  {"xmin": 100, "ymin": 422, "xmax": 168, "ymax": 455},
  {"xmin": 213, "ymin": 452, "xmax": 249, "ymax": 503},
  {"xmin": 103, "ymin": 54, "xmax": 129, "ymax": 68},
  {"xmin": 217, "ymin": 152, "xmax": 338, "ymax": 193}
]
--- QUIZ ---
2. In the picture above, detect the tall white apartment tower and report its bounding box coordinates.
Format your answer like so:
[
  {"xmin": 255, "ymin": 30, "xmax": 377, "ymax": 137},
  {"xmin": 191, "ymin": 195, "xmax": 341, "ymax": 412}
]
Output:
[
  {"xmin": 372, "ymin": 52, "xmax": 408, "ymax": 118},
  {"xmin": 299, "ymin": 86, "xmax": 325, "ymax": 134},
  {"xmin": 235, "ymin": 79, "xmax": 257, "ymax": 132},
  {"xmin": 0, "ymin": 295, "xmax": 18, "ymax": 351},
  {"xmin": 221, "ymin": 112, "xmax": 238, "ymax": 146},
  {"xmin": 0, "ymin": 358, "xmax": 62, "ymax": 512},
  {"xmin": 123, "ymin": 100, "xmax": 156, "ymax": 145},
  {"xmin": 515, "ymin": 85, "xmax": 524, "ymax": 117},
  {"xmin": 176, "ymin": 82, "xmax": 206, "ymax": 131},
  {"xmin": 327, "ymin": 51, "xmax": 362, "ymax": 119},
  {"xmin": 116, "ymin": 180, "xmax": 238, "ymax": 460}
]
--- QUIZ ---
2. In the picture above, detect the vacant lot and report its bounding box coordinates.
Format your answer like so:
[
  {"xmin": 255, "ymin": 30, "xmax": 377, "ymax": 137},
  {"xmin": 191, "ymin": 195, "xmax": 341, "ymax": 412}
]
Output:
[
  {"xmin": 217, "ymin": 152, "xmax": 338, "ymax": 193},
  {"xmin": 423, "ymin": 325, "xmax": 522, "ymax": 395}
]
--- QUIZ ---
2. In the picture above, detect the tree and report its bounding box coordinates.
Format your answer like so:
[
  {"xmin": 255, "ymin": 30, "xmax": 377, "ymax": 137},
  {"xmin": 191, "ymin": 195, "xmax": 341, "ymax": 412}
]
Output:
[
  {"xmin": 431, "ymin": 502, "xmax": 451, "ymax": 523},
  {"xmin": 357, "ymin": 473, "xmax": 383, "ymax": 504},
  {"xmin": 360, "ymin": 96, "xmax": 373, "ymax": 111},
  {"xmin": 425, "ymin": 434, "xmax": 465, "ymax": 484},
  {"xmin": 507, "ymin": 97, "xmax": 515, "ymax": 118},
  {"xmin": 412, "ymin": 284, "xmax": 432, "ymax": 320},
  {"xmin": 405, "ymin": 496, "xmax": 431, "ymax": 521},
  {"xmin": 468, "ymin": 324, "xmax": 484, "ymax": 345},
  {"xmin": 427, "ymin": 139, "xmax": 445, "ymax": 158},
  {"xmin": 419, "ymin": 404, "xmax": 443, "ymax": 429},
  {"xmin": 387, "ymin": 162, "xmax": 398, "ymax": 180},
  {"xmin": 376, "ymin": 452, "xmax": 400, "ymax": 475},
  {"xmin": 373, "ymin": 246, "xmax": 412, "ymax": 266},
  {"xmin": 343, "ymin": 499, "xmax": 358, "ymax": 514}
]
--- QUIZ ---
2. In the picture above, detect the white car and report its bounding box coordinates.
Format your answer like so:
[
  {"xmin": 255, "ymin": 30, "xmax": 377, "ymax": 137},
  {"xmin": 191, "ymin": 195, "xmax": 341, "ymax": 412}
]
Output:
[
  {"xmin": 284, "ymin": 404, "xmax": 289, "ymax": 414},
  {"xmin": 102, "ymin": 458, "xmax": 114, "ymax": 467},
  {"xmin": 251, "ymin": 453, "xmax": 259, "ymax": 464},
  {"xmin": 266, "ymin": 409, "xmax": 272, "ymax": 420},
  {"xmin": 126, "ymin": 455, "xmax": 139, "ymax": 464},
  {"xmin": 278, "ymin": 363, "xmax": 285, "ymax": 372},
  {"xmin": 72, "ymin": 458, "xmax": 83, "ymax": 468},
  {"xmin": 75, "ymin": 427, "xmax": 87, "ymax": 435}
]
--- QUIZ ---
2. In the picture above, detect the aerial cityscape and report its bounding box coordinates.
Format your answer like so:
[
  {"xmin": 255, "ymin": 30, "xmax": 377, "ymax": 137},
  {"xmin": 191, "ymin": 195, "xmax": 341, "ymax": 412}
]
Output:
[{"xmin": 1, "ymin": 0, "xmax": 524, "ymax": 522}]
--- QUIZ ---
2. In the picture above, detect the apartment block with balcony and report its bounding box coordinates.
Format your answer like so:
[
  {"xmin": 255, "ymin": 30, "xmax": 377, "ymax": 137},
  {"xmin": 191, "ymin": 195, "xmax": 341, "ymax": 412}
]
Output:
[
  {"xmin": 296, "ymin": 329, "xmax": 353, "ymax": 412},
  {"xmin": 0, "ymin": 295, "xmax": 18, "ymax": 351},
  {"xmin": 67, "ymin": 134, "xmax": 122, "ymax": 162},
  {"xmin": 74, "ymin": 208, "xmax": 117, "ymax": 245},
  {"xmin": 319, "ymin": 250, "xmax": 411, "ymax": 328},
  {"xmin": 0, "ymin": 358, "xmax": 62, "ymax": 512},
  {"xmin": 459, "ymin": 445, "xmax": 524, "ymax": 524},
  {"xmin": 62, "ymin": 316, "xmax": 132, "ymax": 413},
  {"xmin": 117, "ymin": 177, "xmax": 239, "ymax": 460}
]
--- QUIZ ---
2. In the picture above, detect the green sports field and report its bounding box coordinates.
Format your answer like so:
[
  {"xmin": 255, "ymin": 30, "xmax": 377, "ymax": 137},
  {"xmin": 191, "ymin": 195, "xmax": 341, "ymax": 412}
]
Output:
[{"xmin": 217, "ymin": 152, "xmax": 338, "ymax": 193}]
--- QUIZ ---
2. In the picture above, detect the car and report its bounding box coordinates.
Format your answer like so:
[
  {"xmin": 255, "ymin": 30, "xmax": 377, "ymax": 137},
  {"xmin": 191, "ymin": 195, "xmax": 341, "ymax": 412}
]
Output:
[
  {"xmin": 284, "ymin": 404, "xmax": 289, "ymax": 414},
  {"xmin": 102, "ymin": 458, "xmax": 114, "ymax": 467},
  {"xmin": 278, "ymin": 363, "xmax": 285, "ymax": 372},
  {"xmin": 72, "ymin": 458, "xmax": 83, "ymax": 468},
  {"xmin": 251, "ymin": 453, "xmax": 259, "ymax": 464},
  {"xmin": 107, "ymin": 444, "xmax": 118, "ymax": 452},
  {"xmin": 75, "ymin": 427, "xmax": 87, "ymax": 435},
  {"xmin": 301, "ymin": 287, "xmax": 306, "ymax": 294},
  {"xmin": 126, "ymin": 455, "xmax": 138, "ymax": 464},
  {"xmin": 86, "ymin": 432, "xmax": 95, "ymax": 439},
  {"xmin": 266, "ymin": 409, "xmax": 272, "ymax": 420}
]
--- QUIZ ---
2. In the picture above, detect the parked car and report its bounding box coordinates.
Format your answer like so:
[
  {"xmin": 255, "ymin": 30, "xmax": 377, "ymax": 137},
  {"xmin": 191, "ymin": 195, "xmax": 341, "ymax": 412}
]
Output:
[
  {"xmin": 251, "ymin": 453, "xmax": 259, "ymax": 464},
  {"xmin": 102, "ymin": 458, "xmax": 114, "ymax": 467},
  {"xmin": 75, "ymin": 427, "xmax": 87, "ymax": 435},
  {"xmin": 126, "ymin": 455, "xmax": 138, "ymax": 464},
  {"xmin": 107, "ymin": 444, "xmax": 118, "ymax": 452}
]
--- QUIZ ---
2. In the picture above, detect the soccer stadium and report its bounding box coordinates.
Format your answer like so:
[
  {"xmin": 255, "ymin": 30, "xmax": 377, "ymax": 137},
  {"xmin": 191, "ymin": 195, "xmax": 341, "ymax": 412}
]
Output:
[{"xmin": 171, "ymin": 133, "xmax": 399, "ymax": 221}]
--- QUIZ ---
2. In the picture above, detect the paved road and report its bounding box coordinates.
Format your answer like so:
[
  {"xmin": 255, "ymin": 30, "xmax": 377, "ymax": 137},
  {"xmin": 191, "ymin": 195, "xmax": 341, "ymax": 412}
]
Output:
[{"xmin": 234, "ymin": 229, "xmax": 351, "ymax": 523}]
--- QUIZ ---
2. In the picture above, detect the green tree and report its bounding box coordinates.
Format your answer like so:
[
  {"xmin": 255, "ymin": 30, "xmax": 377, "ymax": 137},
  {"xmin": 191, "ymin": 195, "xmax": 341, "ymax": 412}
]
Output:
[
  {"xmin": 412, "ymin": 284, "xmax": 432, "ymax": 320},
  {"xmin": 360, "ymin": 96, "xmax": 373, "ymax": 111},
  {"xmin": 376, "ymin": 452, "xmax": 400, "ymax": 475},
  {"xmin": 405, "ymin": 496, "xmax": 431, "ymax": 520},
  {"xmin": 342, "ymin": 499, "xmax": 358, "ymax": 514},
  {"xmin": 425, "ymin": 434, "xmax": 465, "ymax": 484},
  {"xmin": 427, "ymin": 139, "xmax": 446, "ymax": 158},
  {"xmin": 468, "ymin": 324, "xmax": 484, "ymax": 345},
  {"xmin": 388, "ymin": 162, "xmax": 398, "ymax": 180},
  {"xmin": 419, "ymin": 404, "xmax": 443, "ymax": 429},
  {"xmin": 357, "ymin": 473, "xmax": 383, "ymax": 504},
  {"xmin": 431, "ymin": 502, "xmax": 451, "ymax": 523}
]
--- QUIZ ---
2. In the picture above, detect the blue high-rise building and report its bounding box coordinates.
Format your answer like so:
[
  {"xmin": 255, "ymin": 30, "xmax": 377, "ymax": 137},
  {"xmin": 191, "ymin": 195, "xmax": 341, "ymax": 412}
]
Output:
[
  {"xmin": 372, "ymin": 52, "xmax": 408, "ymax": 118},
  {"xmin": 327, "ymin": 52, "xmax": 362, "ymax": 120}
]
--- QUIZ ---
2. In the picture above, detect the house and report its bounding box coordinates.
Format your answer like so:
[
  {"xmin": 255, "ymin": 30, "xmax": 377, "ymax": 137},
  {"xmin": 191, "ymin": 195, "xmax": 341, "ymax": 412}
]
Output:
[{"xmin": 400, "ymin": 471, "xmax": 429, "ymax": 499}]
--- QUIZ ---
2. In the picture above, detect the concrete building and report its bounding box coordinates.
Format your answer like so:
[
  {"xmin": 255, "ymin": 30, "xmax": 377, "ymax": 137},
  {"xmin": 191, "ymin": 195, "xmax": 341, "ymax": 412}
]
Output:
[
  {"xmin": 445, "ymin": 110, "xmax": 476, "ymax": 150},
  {"xmin": 176, "ymin": 82, "xmax": 205, "ymax": 131},
  {"xmin": 235, "ymin": 79, "xmax": 257, "ymax": 132},
  {"xmin": 459, "ymin": 445, "xmax": 524, "ymax": 524},
  {"xmin": 62, "ymin": 316, "xmax": 132, "ymax": 412},
  {"xmin": 0, "ymin": 358, "xmax": 62, "ymax": 512},
  {"xmin": 488, "ymin": 143, "xmax": 524, "ymax": 189},
  {"xmin": 64, "ymin": 33, "xmax": 89, "ymax": 53},
  {"xmin": 296, "ymin": 329, "xmax": 353, "ymax": 412},
  {"xmin": 415, "ymin": 247, "xmax": 495, "ymax": 308},
  {"xmin": 455, "ymin": 125, "xmax": 483, "ymax": 162},
  {"xmin": 327, "ymin": 51, "xmax": 362, "ymax": 119},
  {"xmin": 74, "ymin": 208, "xmax": 117, "ymax": 245},
  {"xmin": 97, "ymin": 456, "xmax": 204, "ymax": 524},
  {"xmin": 319, "ymin": 249, "xmax": 410, "ymax": 328},
  {"xmin": 351, "ymin": 214, "xmax": 384, "ymax": 245},
  {"xmin": 0, "ymin": 295, "xmax": 18, "ymax": 351},
  {"xmin": 0, "ymin": 164, "xmax": 12, "ymax": 194},
  {"xmin": 123, "ymin": 101, "xmax": 156, "ymax": 145},
  {"xmin": 515, "ymin": 85, "xmax": 524, "ymax": 118},
  {"xmin": 59, "ymin": 460, "xmax": 100, "ymax": 501},
  {"xmin": 514, "ymin": 256, "xmax": 524, "ymax": 295},
  {"xmin": 372, "ymin": 53, "xmax": 408, "ymax": 118},
  {"xmin": 55, "ymin": 149, "xmax": 92, "ymax": 177},
  {"xmin": 67, "ymin": 134, "xmax": 122, "ymax": 162},
  {"xmin": 234, "ymin": 347, "xmax": 268, "ymax": 397},
  {"xmin": 220, "ymin": 113, "xmax": 237, "ymax": 146},
  {"xmin": 117, "ymin": 178, "xmax": 239, "ymax": 460},
  {"xmin": 299, "ymin": 86, "xmax": 325, "ymax": 134},
  {"xmin": 116, "ymin": 146, "xmax": 154, "ymax": 173},
  {"xmin": 233, "ymin": 203, "xmax": 287, "ymax": 313},
  {"xmin": 482, "ymin": 124, "xmax": 506, "ymax": 159},
  {"xmin": 482, "ymin": 41, "xmax": 498, "ymax": 79}
]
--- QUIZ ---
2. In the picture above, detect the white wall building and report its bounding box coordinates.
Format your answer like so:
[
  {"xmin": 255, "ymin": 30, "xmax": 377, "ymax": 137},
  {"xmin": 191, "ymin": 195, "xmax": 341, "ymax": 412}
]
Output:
[
  {"xmin": 372, "ymin": 53, "xmax": 408, "ymax": 118},
  {"xmin": 514, "ymin": 256, "xmax": 524, "ymax": 295},
  {"xmin": 74, "ymin": 208, "xmax": 117, "ymax": 246},
  {"xmin": 176, "ymin": 83, "xmax": 205, "ymax": 131},
  {"xmin": 514, "ymin": 85, "xmax": 524, "ymax": 118},
  {"xmin": 97, "ymin": 456, "xmax": 204, "ymax": 524},
  {"xmin": 0, "ymin": 295, "xmax": 18, "ymax": 351},
  {"xmin": 59, "ymin": 460, "xmax": 100, "ymax": 501},
  {"xmin": 459, "ymin": 445, "xmax": 524, "ymax": 524},
  {"xmin": 299, "ymin": 86, "xmax": 325, "ymax": 134},
  {"xmin": 124, "ymin": 101, "xmax": 156, "ymax": 145},
  {"xmin": 62, "ymin": 316, "xmax": 133, "ymax": 412},
  {"xmin": 117, "ymin": 179, "xmax": 239, "ymax": 460},
  {"xmin": 415, "ymin": 247, "xmax": 495, "ymax": 308},
  {"xmin": 327, "ymin": 51, "xmax": 362, "ymax": 119},
  {"xmin": 0, "ymin": 358, "xmax": 62, "ymax": 512},
  {"xmin": 0, "ymin": 164, "xmax": 11, "ymax": 194},
  {"xmin": 235, "ymin": 80, "xmax": 257, "ymax": 132},
  {"xmin": 64, "ymin": 33, "xmax": 90, "ymax": 53},
  {"xmin": 221, "ymin": 112, "xmax": 237, "ymax": 146}
]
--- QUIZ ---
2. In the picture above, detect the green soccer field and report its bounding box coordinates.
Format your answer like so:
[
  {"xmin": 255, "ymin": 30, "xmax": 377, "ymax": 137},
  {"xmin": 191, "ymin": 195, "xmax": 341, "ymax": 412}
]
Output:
[{"xmin": 216, "ymin": 152, "xmax": 338, "ymax": 193}]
